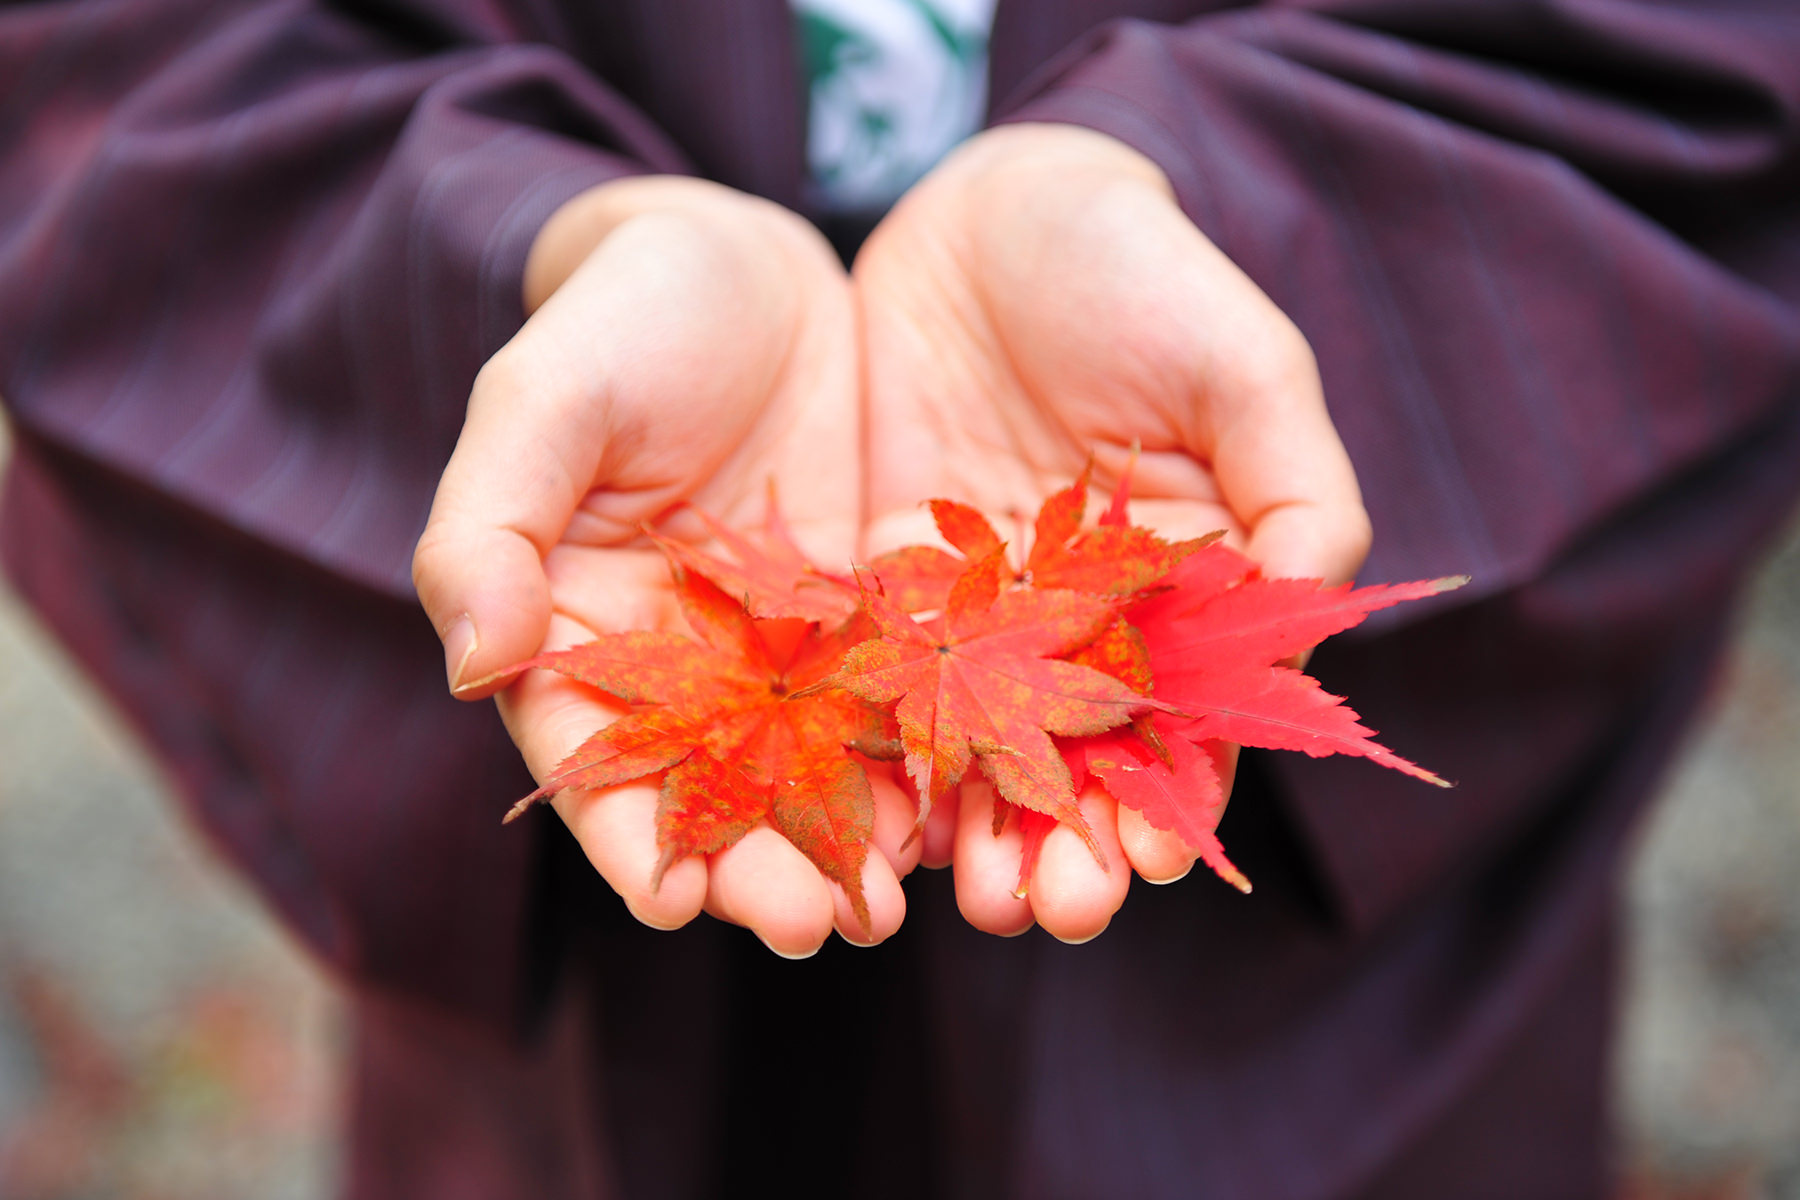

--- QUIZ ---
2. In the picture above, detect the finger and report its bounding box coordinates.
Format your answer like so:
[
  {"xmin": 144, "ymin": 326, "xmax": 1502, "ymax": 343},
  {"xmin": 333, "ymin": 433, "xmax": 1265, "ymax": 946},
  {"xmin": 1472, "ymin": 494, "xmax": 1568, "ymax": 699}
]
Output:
[
  {"xmin": 1244, "ymin": 505, "xmax": 1371, "ymax": 587},
  {"xmin": 554, "ymin": 783, "xmax": 709, "ymax": 930},
  {"xmin": 541, "ymin": 545, "xmax": 685, "ymax": 638},
  {"xmin": 417, "ymin": 214, "xmax": 789, "ymax": 697},
  {"xmin": 918, "ymin": 783, "xmax": 958, "ymax": 871},
  {"xmin": 412, "ymin": 335, "xmax": 613, "ymax": 700},
  {"xmin": 1026, "ymin": 785, "xmax": 1130, "ymax": 944},
  {"xmin": 1119, "ymin": 740, "xmax": 1240, "ymax": 886},
  {"xmin": 1117, "ymin": 806, "xmax": 1197, "ymax": 884},
  {"xmin": 413, "ymin": 491, "xmax": 557, "ymax": 700},
  {"xmin": 704, "ymin": 826, "xmax": 838, "ymax": 959},
  {"xmin": 833, "ymin": 849, "xmax": 907, "ymax": 948},
  {"xmin": 868, "ymin": 763, "xmax": 925, "ymax": 878},
  {"xmin": 1079, "ymin": 193, "xmax": 1371, "ymax": 586},
  {"xmin": 951, "ymin": 780, "xmax": 1034, "ymax": 936},
  {"xmin": 498, "ymin": 612, "xmax": 709, "ymax": 929},
  {"xmin": 1165, "ymin": 238, "xmax": 1370, "ymax": 585},
  {"xmin": 1196, "ymin": 303, "xmax": 1368, "ymax": 585}
]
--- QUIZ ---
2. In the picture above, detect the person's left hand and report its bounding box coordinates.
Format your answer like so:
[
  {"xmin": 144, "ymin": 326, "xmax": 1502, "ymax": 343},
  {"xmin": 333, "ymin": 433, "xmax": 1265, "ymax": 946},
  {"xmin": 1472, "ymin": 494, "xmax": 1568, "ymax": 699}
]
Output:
[{"xmin": 856, "ymin": 124, "xmax": 1371, "ymax": 942}]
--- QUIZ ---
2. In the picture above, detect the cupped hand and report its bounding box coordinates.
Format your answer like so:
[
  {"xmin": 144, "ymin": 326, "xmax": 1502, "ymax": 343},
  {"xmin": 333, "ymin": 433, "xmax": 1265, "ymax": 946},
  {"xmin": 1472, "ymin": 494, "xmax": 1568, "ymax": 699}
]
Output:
[
  {"xmin": 855, "ymin": 124, "xmax": 1371, "ymax": 942},
  {"xmin": 413, "ymin": 177, "xmax": 918, "ymax": 957}
]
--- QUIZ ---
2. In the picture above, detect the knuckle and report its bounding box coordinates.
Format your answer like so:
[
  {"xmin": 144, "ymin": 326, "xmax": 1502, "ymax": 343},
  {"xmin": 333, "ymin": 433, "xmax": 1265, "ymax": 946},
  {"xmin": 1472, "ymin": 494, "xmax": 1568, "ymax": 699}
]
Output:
[
  {"xmin": 1247, "ymin": 312, "xmax": 1320, "ymax": 398},
  {"xmin": 410, "ymin": 522, "xmax": 455, "ymax": 598},
  {"xmin": 470, "ymin": 346, "xmax": 527, "ymax": 405},
  {"xmin": 1271, "ymin": 311, "xmax": 1318, "ymax": 370},
  {"xmin": 1340, "ymin": 503, "xmax": 1375, "ymax": 569}
]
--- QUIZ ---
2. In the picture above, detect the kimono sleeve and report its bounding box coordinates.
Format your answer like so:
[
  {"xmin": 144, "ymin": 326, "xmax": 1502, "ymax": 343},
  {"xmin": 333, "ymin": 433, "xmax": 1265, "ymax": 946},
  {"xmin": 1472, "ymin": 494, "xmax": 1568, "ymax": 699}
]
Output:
[
  {"xmin": 990, "ymin": 2, "xmax": 1800, "ymax": 928},
  {"xmin": 0, "ymin": 0, "xmax": 690, "ymax": 1027}
]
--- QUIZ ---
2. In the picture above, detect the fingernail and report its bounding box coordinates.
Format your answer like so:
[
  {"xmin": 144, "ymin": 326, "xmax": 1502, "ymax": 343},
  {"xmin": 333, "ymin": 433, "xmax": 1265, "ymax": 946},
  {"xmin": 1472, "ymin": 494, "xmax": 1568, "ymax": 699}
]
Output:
[
  {"xmin": 1053, "ymin": 922, "xmax": 1109, "ymax": 946},
  {"xmin": 626, "ymin": 903, "xmax": 686, "ymax": 933},
  {"xmin": 445, "ymin": 616, "xmax": 478, "ymax": 691},
  {"xmin": 1143, "ymin": 863, "xmax": 1195, "ymax": 886},
  {"xmin": 761, "ymin": 937, "xmax": 820, "ymax": 961}
]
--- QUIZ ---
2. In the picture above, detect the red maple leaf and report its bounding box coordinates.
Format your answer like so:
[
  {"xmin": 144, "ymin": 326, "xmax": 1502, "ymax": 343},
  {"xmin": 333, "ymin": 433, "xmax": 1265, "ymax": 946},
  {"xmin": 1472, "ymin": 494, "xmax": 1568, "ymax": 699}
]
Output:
[
  {"xmin": 1003, "ymin": 805, "xmax": 1061, "ymax": 899},
  {"xmin": 1130, "ymin": 545, "xmax": 1465, "ymax": 778},
  {"xmin": 821, "ymin": 553, "xmax": 1164, "ymax": 855},
  {"xmin": 1069, "ymin": 716, "xmax": 1249, "ymax": 894},
  {"xmin": 506, "ymin": 561, "xmax": 895, "ymax": 931},
  {"xmin": 1054, "ymin": 541, "xmax": 1466, "ymax": 892},
  {"xmin": 944, "ymin": 459, "xmax": 1465, "ymax": 897}
]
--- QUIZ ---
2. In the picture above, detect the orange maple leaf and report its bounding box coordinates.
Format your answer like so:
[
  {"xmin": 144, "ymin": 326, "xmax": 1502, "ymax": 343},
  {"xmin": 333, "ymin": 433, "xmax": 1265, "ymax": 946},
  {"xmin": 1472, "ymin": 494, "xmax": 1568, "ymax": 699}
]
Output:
[
  {"xmin": 869, "ymin": 467, "xmax": 1206, "ymax": 612},
  {"xmin": 507, "ymin": 563, "xmax": 895, "ymax": 931},
  {"xmin": 822, "ymin": 553, "xmax": 1165, "ymax": 859}
]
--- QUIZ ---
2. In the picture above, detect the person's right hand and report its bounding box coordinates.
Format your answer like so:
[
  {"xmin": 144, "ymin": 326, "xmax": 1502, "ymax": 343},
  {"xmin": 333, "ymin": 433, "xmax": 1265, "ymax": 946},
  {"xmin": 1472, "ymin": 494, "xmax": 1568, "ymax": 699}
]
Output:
[
  {"xmin": 855, "ymin": 125, "xmax": 1371, "ymax": 944},
  {"xmin": 412, "ymin": 177, "xmax": 919, "ymax": 958}
]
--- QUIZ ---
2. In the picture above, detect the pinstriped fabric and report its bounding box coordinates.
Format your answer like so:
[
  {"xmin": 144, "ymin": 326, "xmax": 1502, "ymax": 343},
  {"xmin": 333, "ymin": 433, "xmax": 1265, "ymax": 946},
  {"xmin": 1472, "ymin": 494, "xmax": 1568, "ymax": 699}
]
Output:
[
  {"xmin": 1, "ymin": 2, "xmax": 693, "ymax": 592},
  {"xmin": 978, "ymin": 8, "xmax": 1800, "ymax": 1194},
  {"xmin": 998, "ymin": 4, "xmax": 1800, "ymax": 934},
  {"xmin": 0, "ymin": 0, "xmax": 702, "ymax": 1026}
]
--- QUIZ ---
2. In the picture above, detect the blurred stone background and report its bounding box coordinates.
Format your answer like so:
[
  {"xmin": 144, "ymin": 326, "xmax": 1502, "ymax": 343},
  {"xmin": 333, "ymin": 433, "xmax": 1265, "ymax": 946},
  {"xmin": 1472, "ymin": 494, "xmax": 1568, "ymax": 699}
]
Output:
[
  {"xmin": 0, "ymin": 466, "xmax": 1793, "ymax": 1198},
  {"xmin": 0, "ymin": 543, "xmax": 340, "ymax": 1197},
  {"xmin": 1616, "ymin": 521, "xmax": 1800, "ymax": 1200}
]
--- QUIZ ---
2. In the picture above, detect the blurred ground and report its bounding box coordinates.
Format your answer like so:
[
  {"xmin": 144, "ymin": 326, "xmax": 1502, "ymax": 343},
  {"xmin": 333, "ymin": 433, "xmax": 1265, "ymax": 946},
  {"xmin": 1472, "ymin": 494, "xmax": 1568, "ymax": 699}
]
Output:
[
  {"xmin": 0, "ymin": 583, "xmax": 340, "ymax": 1198},
  {"xmin": 1616, "ymin": 521, "xmax": 1800, "ymax": 1200},
  {"xmin": 0, "ymin": 507, "xmax": 1793, "ymax": 1199}
]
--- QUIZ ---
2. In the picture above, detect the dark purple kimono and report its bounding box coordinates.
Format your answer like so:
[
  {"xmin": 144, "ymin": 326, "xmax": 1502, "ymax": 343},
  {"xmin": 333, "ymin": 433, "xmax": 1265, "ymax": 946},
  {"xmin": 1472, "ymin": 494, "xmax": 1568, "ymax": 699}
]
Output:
[{"xmin": 2, "ymin": 1, "xmax": 1798, "ymax": 1196}]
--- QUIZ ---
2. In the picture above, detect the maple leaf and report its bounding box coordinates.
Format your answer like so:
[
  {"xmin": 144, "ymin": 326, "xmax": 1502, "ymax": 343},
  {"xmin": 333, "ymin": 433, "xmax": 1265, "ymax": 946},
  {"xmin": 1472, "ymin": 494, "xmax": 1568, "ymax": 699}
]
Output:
[
  {"xmin": 930, "ymin": 498, "xmax": 1005, "ymax": 561},
  {"xmin": 866, "ymin": 543, "xmax": 964, "ymax": 614},
  {"xmin": 506, "ymin": 562, "xmax": 894, "ymax": 931},
  {"xmin": 1053, "ymin": 540, "xmax": 1466, "ymax": 891},
  {"xmin": 1130, "ymin": 544, "xmax": 1466, "ymax": 781},
  {"xmin": 994, "ymin": 803, "xmax": 1060, "ymax": 899},
  {"xmin": 1024, "ymin": 466, "xmax": 1210, "ymax": 595},
  {"xmin": 654, "ymin": 485, "xmax": 856, "ymax": 624},
  {"xmin": 1066, "ymin": 616, "xmax": 1154, "ymax": 695},
  {"xmin": 954, "ymin": 456, "xmax": 1466, "ymax": 898},
  {"xmin": 1068, "ymin": 717, "xmax": 1250, "ymax": 894},
  {"xmin": 492, "ymin": 474, "xmax": 1465, "ymax": 933},
  {"xmin": 820, "ymin": 554, "xmax": 1164, "ymax": 859},
  {"xmin": 868, "ymin": 468, "xmax": 1204, "ymax": 612}
]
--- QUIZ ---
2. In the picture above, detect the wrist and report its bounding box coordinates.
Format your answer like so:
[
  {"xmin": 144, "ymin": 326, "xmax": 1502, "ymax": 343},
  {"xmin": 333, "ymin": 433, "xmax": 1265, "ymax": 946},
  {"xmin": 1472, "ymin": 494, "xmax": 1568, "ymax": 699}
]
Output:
[
  {"xmin": 944, "ymin": 122, "xmax": 1172, "ymax": 203},
  {"xmin": 523, "ymin": 176, "xmax": 827, "ymax": 313}
]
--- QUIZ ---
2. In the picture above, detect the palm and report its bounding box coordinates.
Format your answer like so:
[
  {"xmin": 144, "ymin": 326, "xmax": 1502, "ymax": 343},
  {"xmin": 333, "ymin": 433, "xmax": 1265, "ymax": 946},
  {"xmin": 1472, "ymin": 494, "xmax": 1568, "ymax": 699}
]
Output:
[{"xmin": 860, "ymin": 184, "xmax": 1249, "ymax": 544}]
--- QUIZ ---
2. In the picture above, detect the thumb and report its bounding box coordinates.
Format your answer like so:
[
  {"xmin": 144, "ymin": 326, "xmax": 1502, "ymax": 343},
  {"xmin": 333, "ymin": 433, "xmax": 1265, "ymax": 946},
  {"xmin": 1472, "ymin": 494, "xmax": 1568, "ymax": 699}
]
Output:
[
  {"xmin": 1242, "ymin": 498, "xmax": 1372, "ymax": 587},
  {"xmin": 412, "ymin": 351, "xmax": 597, "ymax": 699},
  {"xmin": 1140, "ymin": 199, "xmax": 1371, "ymax": 586},
  {"xmin": 412, "ymin": 517, "xmax": 554, "ymax": 700}
]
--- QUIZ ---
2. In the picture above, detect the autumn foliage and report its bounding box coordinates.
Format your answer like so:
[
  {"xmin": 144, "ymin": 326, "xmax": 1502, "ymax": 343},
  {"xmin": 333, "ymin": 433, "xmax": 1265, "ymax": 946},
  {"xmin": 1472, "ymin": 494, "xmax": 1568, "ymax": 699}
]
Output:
[{"xmin": 504, "ymin": 469, "xmax": 1465, "ymax": 930}]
